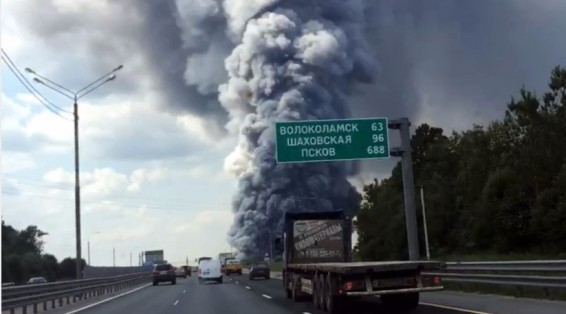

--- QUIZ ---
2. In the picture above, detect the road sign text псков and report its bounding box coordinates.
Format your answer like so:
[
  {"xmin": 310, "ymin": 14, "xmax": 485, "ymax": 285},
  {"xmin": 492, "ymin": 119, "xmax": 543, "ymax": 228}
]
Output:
[{"xmin": 275, "ymin": 118, "xmax": 390, "ymax": 163}]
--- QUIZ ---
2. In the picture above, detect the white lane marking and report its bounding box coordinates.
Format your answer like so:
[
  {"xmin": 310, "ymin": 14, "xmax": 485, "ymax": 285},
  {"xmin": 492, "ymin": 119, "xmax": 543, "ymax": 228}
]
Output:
[
  {"xmin": 303, "ymin": 312, "xmax": 312, "ymax": 314},
  {"xmin": 174, "ymin": 300, "xmax": 179, "ymax": 306},
  {"xmin": 235, "ymin": 281, "xmax": 239, "ymax": 284},
  {"xmin": 64, "ymin": 283, "xmax": 151, "ymax": 314},
  {"xmin": 245, "ymin": 286, "xmax": 251, "ymax": 290},
  {"xmin": 183, "ymin": 290, "xmax": 186, "ymax": 294},
  {"xmin": 262, "ymin": 294, "xmax": 272, "ymax": 299},
  {"xmin": 420, "ymin": 302, "xmax": 492, "ymax": 314}
]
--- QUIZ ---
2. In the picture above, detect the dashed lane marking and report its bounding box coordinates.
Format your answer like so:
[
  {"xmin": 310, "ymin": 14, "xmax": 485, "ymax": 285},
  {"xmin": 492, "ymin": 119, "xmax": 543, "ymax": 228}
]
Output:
[
  {"xmin": 262, "ymin": 294, "xmax": 272, "ymax": 299},
  {"xmin": 420, "ymin": 302, "xmax": 493, "ymax": 314}
]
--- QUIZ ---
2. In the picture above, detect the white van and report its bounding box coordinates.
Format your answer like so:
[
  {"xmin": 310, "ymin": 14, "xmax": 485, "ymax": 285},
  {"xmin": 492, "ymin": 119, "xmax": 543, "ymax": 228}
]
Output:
[{"xmin": 198, "ymin": 259, "xmax": 223, "ymax": 284}]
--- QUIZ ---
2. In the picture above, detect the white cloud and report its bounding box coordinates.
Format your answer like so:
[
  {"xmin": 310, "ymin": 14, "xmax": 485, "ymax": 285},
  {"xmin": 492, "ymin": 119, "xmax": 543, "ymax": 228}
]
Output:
[
  {"xmin": 173, "ymin": 209, "xmax": 234, "ymax": 235},
  {"xmin": 1, "ymin": 152, "xmax": 36, "ymax": 173}
]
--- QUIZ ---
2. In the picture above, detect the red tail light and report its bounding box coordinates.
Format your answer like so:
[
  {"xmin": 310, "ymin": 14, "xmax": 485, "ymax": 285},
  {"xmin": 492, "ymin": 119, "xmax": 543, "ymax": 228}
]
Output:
[
  {"xmin": 434, "ymin": 276, "xmax": 441, "ymax": 285},
  {"xmin": 198, "ymin": 269, "xmax": 202, "ymax": 275}
]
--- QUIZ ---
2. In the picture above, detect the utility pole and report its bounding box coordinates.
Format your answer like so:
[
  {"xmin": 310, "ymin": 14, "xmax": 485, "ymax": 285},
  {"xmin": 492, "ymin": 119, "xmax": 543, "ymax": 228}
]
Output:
[
  {"xmin": 419, "ymin": 186, "xmax": 431, "ymax": 260},
  {"xmin": 389, "ymin": 118, "xmax": 420, "ymax": 261},
  {"xmin": 26, "ymin": 65, "xmax": 123, "ymax": 279}
]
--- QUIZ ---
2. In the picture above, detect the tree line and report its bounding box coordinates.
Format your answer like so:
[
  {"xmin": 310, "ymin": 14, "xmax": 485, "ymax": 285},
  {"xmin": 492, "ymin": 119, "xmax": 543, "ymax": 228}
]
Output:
[
  {"xmin": 2, "ymin": 221, "xmax": 86, "ymax": 284},
  {"xmin": 355, "ymin": 66, "xmax": 566, "ymax": 261}
]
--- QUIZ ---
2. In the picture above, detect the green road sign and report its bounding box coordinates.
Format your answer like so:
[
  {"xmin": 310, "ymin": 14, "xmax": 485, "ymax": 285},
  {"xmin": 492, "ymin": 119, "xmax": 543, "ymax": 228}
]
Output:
[{"xmin": 275, "ymin": 117, "xmax": 390, "ymax": 163}]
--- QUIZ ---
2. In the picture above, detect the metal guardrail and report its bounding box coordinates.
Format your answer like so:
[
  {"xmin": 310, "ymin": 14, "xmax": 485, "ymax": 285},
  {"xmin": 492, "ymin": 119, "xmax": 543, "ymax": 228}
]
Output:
[
  {"xmin": 1, "ymin": 272, "xmax": 151, "ymax": 314},
  {"xmin": 423, "ymin": 260, "xmax": 566, "ymax": 292},
  {"xmin": 261, "ymin": 260, "xmax": 566, "ymax": 293}
]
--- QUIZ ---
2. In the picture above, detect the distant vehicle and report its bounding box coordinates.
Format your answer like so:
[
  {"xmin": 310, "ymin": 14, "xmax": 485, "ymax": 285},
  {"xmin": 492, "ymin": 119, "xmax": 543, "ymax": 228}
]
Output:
[
  {"xmin": 26, "ymin": 277, "xmax": 47, "ymax": 284},
  {"xmin": 174, "ymin": 266, "xmax": 187, "ymax": 278},
  {"xmin": 218, "ymin": 252, "xmax": 235, "ymax": 265},
  {"xmin": 198, "ymin": 257, "xmax": 212, "ymax": 264},
  {"xmin": 152, "ymin": 263, "xmax": 176, "ymax": 286},
  {"xmin": 145, "ymin": 250, "xmax": 165, "ymax": 264},
  {"xmin": 249, "ymin": 262, "xmax": 270, "ymax": 280},
  {"xmin": 224, "ymin": 259, "xmax": 243, "ymax": 275},
  {"xmin": 181, "ymin": 265, "xmax": 191, "ymax": 277},
  {"xmin": 198, "ymin": 259, "xmax": 223, "ymax": 284}
]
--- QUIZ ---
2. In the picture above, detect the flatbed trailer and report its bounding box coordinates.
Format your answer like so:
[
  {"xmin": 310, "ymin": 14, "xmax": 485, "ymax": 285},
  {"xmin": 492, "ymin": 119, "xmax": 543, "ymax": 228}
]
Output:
[{"xmin": 277, "ymin": 211, "xmax": 444, "ymax": 313}]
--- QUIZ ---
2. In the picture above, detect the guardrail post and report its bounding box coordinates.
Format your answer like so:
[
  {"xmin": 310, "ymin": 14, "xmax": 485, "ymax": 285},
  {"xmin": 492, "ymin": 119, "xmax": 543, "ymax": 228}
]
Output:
[
  {"xmin": 33, "ymin": 303, "xmax": 37, "ymax": 313},
  {"xmin": 43, "ymin": 301, "xmax": 47, "ymax": 311}
]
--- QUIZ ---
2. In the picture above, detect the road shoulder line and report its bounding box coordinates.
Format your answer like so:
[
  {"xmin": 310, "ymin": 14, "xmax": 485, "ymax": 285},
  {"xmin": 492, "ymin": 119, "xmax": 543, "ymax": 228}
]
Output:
[
  {"xmin": 420, "ymin": 302, "xmax": 492, "ymax": 314},
  {"xmin": 64, "ymin": 283, "xmax": 151, "ymax": 314}
]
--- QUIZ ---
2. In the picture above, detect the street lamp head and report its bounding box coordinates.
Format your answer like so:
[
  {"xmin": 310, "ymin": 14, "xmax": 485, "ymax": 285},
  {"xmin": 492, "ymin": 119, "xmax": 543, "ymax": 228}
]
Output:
[
  {"xmin": 33, "ymin": 77, "xmax": 44, "ymax": 84},
  {"xmin": 113, "ymin": 65, "xmax": 124, "ymax": 72},
  {"xmin": 106, "ymin": 74, "xmax": 117, "ymax": 82},
  {"xmin": 25, "ymin": 67, "xmax": 35, "ymax": 74}
]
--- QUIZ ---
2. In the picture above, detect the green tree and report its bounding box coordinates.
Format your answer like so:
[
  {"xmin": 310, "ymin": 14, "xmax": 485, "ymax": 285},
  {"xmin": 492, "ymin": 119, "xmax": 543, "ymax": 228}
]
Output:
[{"xmin": 355, "ymin": 65, "xmax": 566, "ymax": 260}]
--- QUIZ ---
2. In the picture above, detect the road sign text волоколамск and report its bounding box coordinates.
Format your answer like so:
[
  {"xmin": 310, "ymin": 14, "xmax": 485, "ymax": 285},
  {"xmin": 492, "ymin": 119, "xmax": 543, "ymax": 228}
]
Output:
[{"xmin": 275, "ymin": 117, "xmax": 390, "ymax": 163}]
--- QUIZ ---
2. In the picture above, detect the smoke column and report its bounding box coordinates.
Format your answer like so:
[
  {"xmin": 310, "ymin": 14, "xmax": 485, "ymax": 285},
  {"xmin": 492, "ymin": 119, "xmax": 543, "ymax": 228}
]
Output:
[{"xmin": 219, "ymin": 0, "xmax": 377, "ymax": 257}]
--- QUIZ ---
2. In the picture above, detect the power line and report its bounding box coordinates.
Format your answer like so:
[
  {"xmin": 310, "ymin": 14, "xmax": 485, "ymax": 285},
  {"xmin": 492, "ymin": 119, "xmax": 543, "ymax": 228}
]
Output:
[
  {"xmin": 1, "ymin": 50, "xmax": 73, "ymax": 121},
  {"xmin": 1, "ymin": 49, "xmax": 73, "ymax": 114}
]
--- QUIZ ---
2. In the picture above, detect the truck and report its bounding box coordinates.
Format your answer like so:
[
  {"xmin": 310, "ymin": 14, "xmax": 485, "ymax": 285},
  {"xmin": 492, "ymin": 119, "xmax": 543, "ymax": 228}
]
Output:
[
  {"xmin": 218, "ymin": 252, "xmax": 235, "ymax": 265},
  {"xmin": 144, "ymin": 250, "xmax": 165, "ymax": 264},
  {"xmin": 275, "ymin": 211, "xmax": 444, "ymax": 313}
]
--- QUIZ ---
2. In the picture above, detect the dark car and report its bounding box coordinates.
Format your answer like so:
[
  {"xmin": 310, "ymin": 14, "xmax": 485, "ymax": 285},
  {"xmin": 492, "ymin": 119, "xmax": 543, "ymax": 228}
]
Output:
[
  {"xmin": 152, "ymin": 263, "xmax": 176, "ymax": 285},
  {"xmin": 249, "ymin": 262, "xmax": 270, "ymax": 280},
  {"xmin": 181, "ymin": 265, "xmax": 191, "ymax": 277}
]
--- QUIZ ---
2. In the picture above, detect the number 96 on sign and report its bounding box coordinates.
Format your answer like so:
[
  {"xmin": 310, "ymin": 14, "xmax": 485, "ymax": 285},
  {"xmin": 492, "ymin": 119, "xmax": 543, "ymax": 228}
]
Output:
[{"xmin": 275, "ymin": 117, "xmax": 390, "ymax": 163}]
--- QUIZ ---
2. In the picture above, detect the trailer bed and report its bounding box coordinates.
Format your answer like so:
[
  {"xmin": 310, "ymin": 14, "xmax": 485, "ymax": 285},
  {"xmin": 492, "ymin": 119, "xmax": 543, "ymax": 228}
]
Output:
[{"xmin": 286, "ymin": 260, "xmax": 444, "ymax": 274}]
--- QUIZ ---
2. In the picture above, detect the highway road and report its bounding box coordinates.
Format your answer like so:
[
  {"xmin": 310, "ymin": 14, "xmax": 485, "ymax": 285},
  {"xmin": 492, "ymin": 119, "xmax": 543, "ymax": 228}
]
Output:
[{"xmin": 46, "ymin": 275, "xmax": 566, "ymax": 314}]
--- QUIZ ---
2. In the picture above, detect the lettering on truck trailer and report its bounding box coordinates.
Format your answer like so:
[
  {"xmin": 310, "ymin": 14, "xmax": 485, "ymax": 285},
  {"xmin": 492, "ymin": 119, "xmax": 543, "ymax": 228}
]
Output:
[{"xmin": 294, "ymin": 224, "xmax": 343, "ymax": 251}]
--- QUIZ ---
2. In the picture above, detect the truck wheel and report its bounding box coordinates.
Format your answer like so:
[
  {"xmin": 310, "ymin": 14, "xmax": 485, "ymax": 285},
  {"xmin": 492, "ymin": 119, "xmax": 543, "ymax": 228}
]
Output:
[
  {"xmin": 291, "ymin": 275, "xmax": 301, "ymax": 302},
  {"xmin": 318, "ymin": 274, "xmax": 327, "ymax": 311},
  {"xmin": 325, "ymin": 273, "xmax": 342, "ymax": 314},
  {"xmin": 313, "ymin": 275, "xmax": 321, "ymax": 309},
  {"xmin": 381, "ymin": 292, "xmax": 419, "ymax": 311},
  {"xmin": 284, "ymin": 272, "xmax": 292, "ymax": 299}
]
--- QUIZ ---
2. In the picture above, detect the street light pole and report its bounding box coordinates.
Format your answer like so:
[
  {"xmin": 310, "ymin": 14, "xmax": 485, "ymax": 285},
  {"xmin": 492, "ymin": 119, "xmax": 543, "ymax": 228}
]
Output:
[
  {"xmin": 26, "ymin": 65, "xmax": 123, "ymax": 279},
  {"xmin": 419, "ymin": 186, "xmax": 431, "ymax": 260}
]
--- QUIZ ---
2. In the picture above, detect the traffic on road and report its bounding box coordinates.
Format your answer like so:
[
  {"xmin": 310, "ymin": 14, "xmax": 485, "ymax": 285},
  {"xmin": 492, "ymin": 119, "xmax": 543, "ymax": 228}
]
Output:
[{"xmin": 40, "ymin": 273, "xmax": 566, "ymax": 314}]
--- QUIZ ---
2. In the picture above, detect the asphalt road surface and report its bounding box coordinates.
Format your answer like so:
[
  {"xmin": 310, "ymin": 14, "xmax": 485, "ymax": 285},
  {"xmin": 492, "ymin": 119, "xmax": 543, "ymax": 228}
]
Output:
[{"xmin": 46, "ymin": 275, "xmax": 566, "ymax": 314}]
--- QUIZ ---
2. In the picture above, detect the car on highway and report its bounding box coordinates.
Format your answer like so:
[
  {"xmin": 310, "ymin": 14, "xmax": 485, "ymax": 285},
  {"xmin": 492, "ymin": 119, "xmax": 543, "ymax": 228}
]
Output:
[
  {"xmin": 152, "ymin": 263, "xmax": 176, "ymax": 286},
  {"xmin": 224, "ymin": 258, "xmax": 243, "ymax": 275},
  {"xmin": 249, "ymin": 262, "xmax": 270, "ymax": 280},
  {"xmin": 26, "ymin": 277, "xmax": 47, "ymax": 284},
  {"xmin": 174, "ymin": 266, "xmax": 187, "ymax": 278},
  {"xmin": 198, "ymin": 259, "xmax": 223, "ymax": 284},
  {"xmin": 181, "ymin": 265, "xmax": 191, "ymax": 277}
]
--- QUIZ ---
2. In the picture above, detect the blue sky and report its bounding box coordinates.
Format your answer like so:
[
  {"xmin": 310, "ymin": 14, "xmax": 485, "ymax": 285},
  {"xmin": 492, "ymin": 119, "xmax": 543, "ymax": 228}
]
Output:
[{"xmin": 3, "ymin": 0, "xmax": 566, "ymax": 266}]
